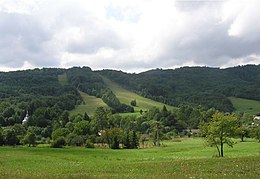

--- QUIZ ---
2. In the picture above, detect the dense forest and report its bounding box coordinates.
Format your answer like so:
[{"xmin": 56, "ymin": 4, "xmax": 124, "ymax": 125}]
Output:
[{"xmin": 0, "ymin": 65, "xmax": 260, "ymax": 148}]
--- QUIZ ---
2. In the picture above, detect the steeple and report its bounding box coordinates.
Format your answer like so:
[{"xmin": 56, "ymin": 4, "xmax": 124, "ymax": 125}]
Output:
[{"xmin": 22, "ymin": 111, "xmax": 29, "ymax": 125}]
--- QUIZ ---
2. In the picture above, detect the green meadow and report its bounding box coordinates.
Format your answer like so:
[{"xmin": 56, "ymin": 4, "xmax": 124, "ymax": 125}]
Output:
[
  {"xmin": 70, "ymin": 91, "xmax": 110, "ymax": 116},
  {"xmin": 229, "ymin": 97, "xmax": 260, "ymax": 115},
  {"xmin": 67, "ymin": 75, "xmax": 176, "ymax": 117},
  {"xmin": 102, "ymin": 77, "xmax": 177, "ymax": 112},
  {"xmin": 1, "ymin": 138, "xmax": 260, "ymax": 178}
]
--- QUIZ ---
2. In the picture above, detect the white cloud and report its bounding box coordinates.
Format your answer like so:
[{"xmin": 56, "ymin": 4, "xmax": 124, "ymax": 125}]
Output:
[{"xmin": 0, "ymin": 0, "xmax": 260, "ymax": 72}]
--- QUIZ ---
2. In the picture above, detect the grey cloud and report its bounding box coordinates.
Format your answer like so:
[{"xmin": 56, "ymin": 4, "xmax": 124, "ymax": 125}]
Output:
[
  {"xmin": 66, "ymin": 28, "xmax": 125, "ymax": 54},
  {"xmin": 0, "ymin": 12, "xmax": 59, "ymax": 68},
  {"xmin": 157, "ymin": 15, "xmax": 260, "ymax": 68},
  {"xmin": 1, "ymin": 0, "xmax": 260, "ymax": 72}
]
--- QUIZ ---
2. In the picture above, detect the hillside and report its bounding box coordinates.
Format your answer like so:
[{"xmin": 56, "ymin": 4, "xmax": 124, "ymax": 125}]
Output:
[
  {"xmin": 1, "ymin": 64, "xmax": 260, "ymax": 127},
  {"xmin": 70, "ymin": 91, "xmax": 110, "ymax": 116},
  {"xmin": 229, "ymin": 97, "xmax": 260, "ymax": 115},
  {"xmin": 100, "ymin": 65, "xmax": 260, "ymax": 113},
  {"xmin": 102, "ymin": 77, "xmax": 176, "ymax": 113}
]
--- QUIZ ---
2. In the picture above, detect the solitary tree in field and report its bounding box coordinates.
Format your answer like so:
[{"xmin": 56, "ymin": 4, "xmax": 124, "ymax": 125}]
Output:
[{"xmin": 201, "ymin": 112, "xmax": 237, "ymax": 157}]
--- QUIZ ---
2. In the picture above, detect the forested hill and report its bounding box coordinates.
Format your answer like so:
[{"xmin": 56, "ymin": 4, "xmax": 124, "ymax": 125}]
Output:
[
  {"xmin": 1, "ymin": 64, "xmax": 260, "ymax": 127},
  {"xmin": 99, "ymin": 65, "xmax": 260, "ymax": 112}
]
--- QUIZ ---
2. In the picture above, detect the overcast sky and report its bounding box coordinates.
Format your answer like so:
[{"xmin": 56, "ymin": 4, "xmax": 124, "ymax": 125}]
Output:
[{"xmin": 0, "ymin": 0, "xmax": 260, "ymax": 72}]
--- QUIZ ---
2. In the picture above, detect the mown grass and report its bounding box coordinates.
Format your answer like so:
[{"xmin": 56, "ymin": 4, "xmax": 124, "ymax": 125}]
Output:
[
  {"xmin": 229, "ymin": 97, "xmax": 260, "ymax": 115},
  {"xmin": 1, "ymin": 138, "xmax": 259, "ymax": 178},
  {"xmin": 70, "ymin": 91, "xmax": 109, "ymax": 116},
  {"xmin": 102, "ymin": 77, "xmax": 177, "ymax": 112}
]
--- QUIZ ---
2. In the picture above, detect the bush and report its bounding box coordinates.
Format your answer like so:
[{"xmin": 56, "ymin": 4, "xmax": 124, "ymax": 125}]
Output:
[
  {"xmin": 51, "ymin": 137, "xmax": 66, "ymax": 148},
  {"xmin": 130, "ymin": 99, "xmax": 136, "ymax": 106},
  {"xmin": 66, "ymin": 134, "xmax": 85, "ymax": 146},
  {"xmin": 111, "ymin": 136, "xmax": 120, "ymax": 149},
  {"xmin": 85, "ymin": 139, "xmax": 95, "ymax": 148}
]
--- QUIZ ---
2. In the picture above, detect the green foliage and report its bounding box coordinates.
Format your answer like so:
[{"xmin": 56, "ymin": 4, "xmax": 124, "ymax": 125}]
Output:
[
  {"xmin": 66, "ymin": 67, "xmax": 133, "ymax": 113},
  {"xmin": 251, "ymin": 126, "xmax": 260, "ymax": 142},
  {"xmin": 73, "ymin": 121, "xmax": 90, "ymax": 135},
  {"xmin": 66, "ymin": 133, "xmax": 85, "ymax": 146},
  {"xmin": 102, "ymin": 128, "xmax": 123, "ymax": 149},
  {"xmin": 130, "ymin": 99, "xmax": 136, "ymax": 106},
  {"xmin": 3, "ymin": 129, "xmax": 19, "ymax": 146},
  {"xmin": 92, "ymin": 107, "xmax": 109, "ymax": 133},
  {"xmin": 0, "ymin": 128, "xmax": 3, "ymax": 145},
  {"xmin": 85, "ymin": 139, "xmax": 95, "ymax": 148},
  {"xmin": 51, "ymin": 137, "xmax": 66, "ymax": 148},
  {"xmin": 201, "ymin": 112, "xmax": 238, "ymax": 157},
  {"xmin": 0, "ymin": 68, "xmax": 82, "ymax": 128},
  {"xmin": 123, "ymin": 130, "xmax": 139, "ymax": 149},
  {"xmin": 100, "ymin": 65, "xmax": 260, "ymax": 112},
  {"xmin": 51, "ymin": 128, "xmax": 70, "ymax": 140},
  {"xmin": 111, "ymin": 135, "xmax": 120, "ymax": 149},
  {"xmin": 235, "ymin": 124, "xmax": 250, "ymax": 142},
  {"xmin": 22, "ymin": 132, "xmax": 36, "ymax": 147}
]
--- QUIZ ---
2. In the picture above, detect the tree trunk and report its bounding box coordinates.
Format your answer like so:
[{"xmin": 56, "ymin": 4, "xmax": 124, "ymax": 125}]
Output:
[
  {"xmin": 156, "ymin": 124, "xmax": 160, "ymax": 146},
  {"xmin": 241, "ymin": 136, "xmax": 244, "ymax": 142},
  {"xmin": 220, "ymin": 142, "xmax": 224, "ymax": 157},
  {"xmin": 215, "ymin": 142, "xmax": 220, "ymax": 157}
]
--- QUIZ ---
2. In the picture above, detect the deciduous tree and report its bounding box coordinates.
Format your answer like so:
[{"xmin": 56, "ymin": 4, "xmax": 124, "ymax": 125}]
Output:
[{"xmin": 200, "ymin": 112, "xmax": 237, "ymax": 157}]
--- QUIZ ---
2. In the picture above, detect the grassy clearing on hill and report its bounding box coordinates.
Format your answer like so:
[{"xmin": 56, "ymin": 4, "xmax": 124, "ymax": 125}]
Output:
[
  {"xmin": 0, "ymin": 138, "xmax": 259, "ymax": 178},
  {"xmin": 70, "ymin": 91, "xmax": 109, "ymax": 116},
  {"xmin": 229, "ymin": 97, "xmax": 260, "ymax": 115},
  {"xmin": 57, "ymin": 73, "xmax": 68, "ymax": 86},
  {"xmin": 102, "ymin": 77, "xmax": 177, "ymax": 112}
]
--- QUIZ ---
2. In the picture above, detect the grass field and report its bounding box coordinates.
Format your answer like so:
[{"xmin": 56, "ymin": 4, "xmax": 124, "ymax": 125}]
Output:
[
  {"xmin": 0, "ymin": 138, "xmax": 259, "ymax": 178},
  {"xmin": 229, "ymin": 97, "xmax": 260, "ymax": 115},
  {"xmin": 102, "ymin": 77, "xmax": 177, "ymax": 112},
  {"xmin": 70, "ymin": 91, "xmax": 109, "ymax": 116}
]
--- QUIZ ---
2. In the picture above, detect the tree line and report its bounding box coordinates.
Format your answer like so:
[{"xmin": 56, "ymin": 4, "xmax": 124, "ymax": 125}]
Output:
[{"xmin": 1, "ymin": 105, "xmax": 260, "ymax": 155}]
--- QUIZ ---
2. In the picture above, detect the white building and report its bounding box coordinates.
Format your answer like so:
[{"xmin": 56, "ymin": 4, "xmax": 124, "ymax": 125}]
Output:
[{"xmin": 22, "ymin": 111, "xmax": 29, "ymax": 125}]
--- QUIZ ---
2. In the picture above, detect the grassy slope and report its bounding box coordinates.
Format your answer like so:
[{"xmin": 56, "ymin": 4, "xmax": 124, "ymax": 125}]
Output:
[
  {"xmin": 229, "ymin": 97, "xmax": 260, "ymax": 115},
  {"xmin": 57, "ymin": 73, "xmax": 109, "ymax": 116},
  {"xmin": 0, "ymin": 138, "xmax": 260, "ymax": 178},
  {"xmin": 57, "ymin": 73, "xmax": 68, "ymax": 86},
  {"xmin": 70, "ymin": 91, "xmax": 109, "ymax": 116},
  {"xmin": 102, "ymin": 77, "xmax": 177, "ymax": 113}
]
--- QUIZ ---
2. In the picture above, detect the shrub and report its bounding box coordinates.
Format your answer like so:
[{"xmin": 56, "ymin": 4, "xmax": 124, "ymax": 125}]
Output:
[
  {"xmin": 51, "ymin": 137, "xmax": 66, "ymax": 148},
  {"xmin": 85, "ymin": 139, "xmax": 95, "ymax": 148}
]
